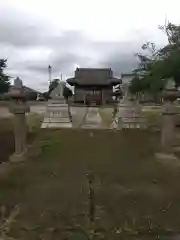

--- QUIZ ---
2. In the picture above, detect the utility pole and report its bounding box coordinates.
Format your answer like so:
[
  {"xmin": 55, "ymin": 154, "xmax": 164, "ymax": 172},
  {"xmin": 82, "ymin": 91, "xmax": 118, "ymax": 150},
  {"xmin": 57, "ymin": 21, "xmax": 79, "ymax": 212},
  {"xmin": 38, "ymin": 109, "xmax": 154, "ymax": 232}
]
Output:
[{"xmin": 48, "ymin": 65, "xmax": 52, "ymax": 86}]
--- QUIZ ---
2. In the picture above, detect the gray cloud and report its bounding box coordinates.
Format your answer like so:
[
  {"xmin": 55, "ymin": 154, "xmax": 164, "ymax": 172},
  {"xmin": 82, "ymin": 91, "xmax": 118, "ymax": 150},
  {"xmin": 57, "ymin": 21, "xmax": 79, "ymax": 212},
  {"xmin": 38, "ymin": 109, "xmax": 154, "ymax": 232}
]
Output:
[
  {"xmin": 0, "ymin": 4, "xmax": 145, "ymax": 92},
  {"xmin": 101, "ymin": 54, "xmax": 138, "ymax": 76}
]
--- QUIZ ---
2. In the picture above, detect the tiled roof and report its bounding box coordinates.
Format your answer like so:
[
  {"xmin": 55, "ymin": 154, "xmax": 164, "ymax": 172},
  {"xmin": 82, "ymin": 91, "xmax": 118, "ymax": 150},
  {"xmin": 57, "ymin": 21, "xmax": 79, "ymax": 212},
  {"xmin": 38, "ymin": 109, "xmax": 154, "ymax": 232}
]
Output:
[
  {"xmin": 10, "ymin": 85, "xmax": 41, "ymax": 94},
  {"xmin": 67, "ymin": 77, "xmax": 121, "ymax": 86},
  {"xmin": 67, "ymin": 68, "xmax": 121, "ymax": 85}
]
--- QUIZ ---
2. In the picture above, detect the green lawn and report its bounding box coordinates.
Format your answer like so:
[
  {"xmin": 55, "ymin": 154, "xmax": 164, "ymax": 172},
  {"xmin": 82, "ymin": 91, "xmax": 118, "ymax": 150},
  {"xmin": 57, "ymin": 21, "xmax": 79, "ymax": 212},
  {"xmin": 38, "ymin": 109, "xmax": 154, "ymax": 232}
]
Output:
[{"xmin": 1, "ymin": 129, "xmax": 180, "ymax": 239}]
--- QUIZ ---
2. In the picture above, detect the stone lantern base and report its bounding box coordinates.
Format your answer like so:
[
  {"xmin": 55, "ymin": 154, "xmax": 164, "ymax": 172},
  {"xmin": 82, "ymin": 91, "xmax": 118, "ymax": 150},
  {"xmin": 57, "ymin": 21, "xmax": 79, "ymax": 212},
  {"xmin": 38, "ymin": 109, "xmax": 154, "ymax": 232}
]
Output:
[
  {"xmin": 10, "ymin": 149, "xmax": 27, "ymax": 163},
  {"xmin": 155, "ymin": 152, "xmax": 178, "ymax": 160},
  {"xmin": 155, "ymin": 152, "xmax": 180, "ymax": 168}
]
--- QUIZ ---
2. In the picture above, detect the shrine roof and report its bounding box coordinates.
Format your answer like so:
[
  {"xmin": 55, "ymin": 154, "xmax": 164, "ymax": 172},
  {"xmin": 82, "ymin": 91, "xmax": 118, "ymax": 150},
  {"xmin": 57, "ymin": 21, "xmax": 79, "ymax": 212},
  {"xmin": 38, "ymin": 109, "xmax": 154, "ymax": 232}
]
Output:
[{"xmin": 67, "ymin": 68, "xmax": 121, "ymax": 86}]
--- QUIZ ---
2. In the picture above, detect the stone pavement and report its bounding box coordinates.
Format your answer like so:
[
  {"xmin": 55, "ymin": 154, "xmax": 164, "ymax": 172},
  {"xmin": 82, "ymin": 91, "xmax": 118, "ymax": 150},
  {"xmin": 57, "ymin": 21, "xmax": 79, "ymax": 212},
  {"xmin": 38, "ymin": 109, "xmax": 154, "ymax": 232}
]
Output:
[
  {"xmin": 71, "ymin": 106, "xmax": 87, "ymax": 128},
  {"xmin": 82, "ymin": 107, "xmax": 103, "ymax": 129}
]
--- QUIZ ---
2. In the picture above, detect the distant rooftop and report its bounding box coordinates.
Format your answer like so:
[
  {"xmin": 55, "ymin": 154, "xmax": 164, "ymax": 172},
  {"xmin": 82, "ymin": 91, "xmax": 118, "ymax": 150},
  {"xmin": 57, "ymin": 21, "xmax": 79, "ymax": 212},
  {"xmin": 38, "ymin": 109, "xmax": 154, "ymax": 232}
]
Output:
[
  {"xmin": 121, "ymin": 73, "xmax": 134, "ymax": 78},
  {"xmin": 67, "ymin": 68, "xmax": 121, "ymax": 86},
  {"xmin": 75, "ymin": 67, "xmax": 112, "ymax": 71},
  {"xmin": 10, "ymin": 85, "xmax": 41, "ymax": 94}
]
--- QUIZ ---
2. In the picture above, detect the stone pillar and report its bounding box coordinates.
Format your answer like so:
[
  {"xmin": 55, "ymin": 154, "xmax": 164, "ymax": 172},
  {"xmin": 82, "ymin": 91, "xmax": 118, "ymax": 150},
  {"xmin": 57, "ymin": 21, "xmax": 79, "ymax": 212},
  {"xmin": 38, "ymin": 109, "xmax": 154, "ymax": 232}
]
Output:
[
  {"xmin": 8, "ymin": 77, "xmax": 30, "ymax": 163},
  {"xmin": 10, "ymin": 104, "xmax": 29, "ymax": 162},
  {"xmin": 156, "ymin": 102, "xmax": 177, "ymax": 159},
  {"xmin": 14, "ymin": 112, "xmax": 26, "ymax": 155},
  {"xmin": 101, "ymin": 90, "xmax": 105, "ymax": 105},
  {"xmin": 84, "ymin": 92, "xmax": 86, "ymax": 104},
  {"xmin": 156, "ymin": 78, "xmax": 179, "ymax": 160}
]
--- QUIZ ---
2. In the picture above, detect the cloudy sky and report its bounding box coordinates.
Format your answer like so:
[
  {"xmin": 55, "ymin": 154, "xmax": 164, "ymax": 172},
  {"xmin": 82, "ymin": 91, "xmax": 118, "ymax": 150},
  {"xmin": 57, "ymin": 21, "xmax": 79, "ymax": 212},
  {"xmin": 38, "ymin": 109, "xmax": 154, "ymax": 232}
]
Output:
[{"xmin": 0, "ymin": 0, "xmax": 180, "ymax": 92}]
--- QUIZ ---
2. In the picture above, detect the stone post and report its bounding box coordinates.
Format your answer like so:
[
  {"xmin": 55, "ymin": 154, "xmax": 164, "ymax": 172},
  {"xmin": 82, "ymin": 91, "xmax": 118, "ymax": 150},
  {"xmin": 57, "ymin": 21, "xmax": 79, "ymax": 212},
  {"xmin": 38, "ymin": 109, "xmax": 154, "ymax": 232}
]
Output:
[
  {"xmin": 8, "ymin": 77, "xmax": 30, "ymax": 163},
  {"xmin": 156, "ymin": 78, "xmax": 179, "ymax": 160},
  {"xmin": 159, "ymin": 102, "xmax": 176, "ymax": 158}
]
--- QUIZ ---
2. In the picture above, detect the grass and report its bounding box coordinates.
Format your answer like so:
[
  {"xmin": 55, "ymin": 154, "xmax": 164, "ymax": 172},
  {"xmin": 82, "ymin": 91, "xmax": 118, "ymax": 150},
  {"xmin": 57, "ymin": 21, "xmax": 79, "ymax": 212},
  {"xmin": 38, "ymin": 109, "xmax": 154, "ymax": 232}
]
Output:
[
  {"xmin": 1, "ymin": 108, "xmax": 180, "ymax": 239},
  {"xmin": 26, "ymin": 113, "xmax": 43, "ymax": 140},
  {"xmin": 141, "ymin": 111, "xmax": 161, "ymax": 129},
  {"xmin": 1, "ymin": 129, "xmax": 180, "ymax": 239}
]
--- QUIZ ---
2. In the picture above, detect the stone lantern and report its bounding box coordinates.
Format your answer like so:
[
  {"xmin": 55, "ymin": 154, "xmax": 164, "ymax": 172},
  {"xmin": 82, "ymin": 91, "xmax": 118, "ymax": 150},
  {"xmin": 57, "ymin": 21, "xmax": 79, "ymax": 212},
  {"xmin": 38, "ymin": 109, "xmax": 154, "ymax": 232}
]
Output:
[
  {"xmin": 8, "ymin": 77, "xmax": 30, "ymax": 163},
  {"xmin": 156, "ymin": 78, "xmax": 180, "ymax": 160}
]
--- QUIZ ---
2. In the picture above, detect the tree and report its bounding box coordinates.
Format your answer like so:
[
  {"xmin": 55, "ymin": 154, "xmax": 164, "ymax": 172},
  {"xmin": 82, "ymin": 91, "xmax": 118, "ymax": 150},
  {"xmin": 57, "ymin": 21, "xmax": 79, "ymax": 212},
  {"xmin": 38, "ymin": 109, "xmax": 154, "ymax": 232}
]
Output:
[
  {"xmin": 42, "ymin": 91, "xmax": 49, "ymax": 100},
  {"xmin": 129, "ymin": 22, "xmax": 180, "ymax": 97},
  {"xmin": 0, "ymin": 59, "xmax": 10, "ymax": 94},
  {"xmin": 63, "ymin": 85, "xmax": 73, "ymax": 100},
  {"xmin": 26, "ymin": 91, "xmax": 37, "ymax": 100},
  {"xmin": 48, "ymin": 78, "xmax": 59, "ymax": 94}
]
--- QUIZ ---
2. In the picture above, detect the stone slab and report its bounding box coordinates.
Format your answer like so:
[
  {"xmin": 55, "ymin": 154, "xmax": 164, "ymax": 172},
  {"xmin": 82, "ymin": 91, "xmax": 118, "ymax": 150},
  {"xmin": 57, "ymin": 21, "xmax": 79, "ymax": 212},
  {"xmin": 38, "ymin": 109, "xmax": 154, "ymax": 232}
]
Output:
[
  {"xmin": 41, "ymin": 122, "xmax": 72, "ymax": 128},
  {"xmin": 155, "ymin": 152, "xmax": 178, "ymax": 160},
  {"xmin": 47, "ymin": 102, "xmax": 67, "ymax": 107},
  {"xmin": 42, "ymin": 117, "xmax": 71, "ymax": 123},
  {"xmin": 82, "ymin": 125, "xmax": 101, "ymax": 129}
]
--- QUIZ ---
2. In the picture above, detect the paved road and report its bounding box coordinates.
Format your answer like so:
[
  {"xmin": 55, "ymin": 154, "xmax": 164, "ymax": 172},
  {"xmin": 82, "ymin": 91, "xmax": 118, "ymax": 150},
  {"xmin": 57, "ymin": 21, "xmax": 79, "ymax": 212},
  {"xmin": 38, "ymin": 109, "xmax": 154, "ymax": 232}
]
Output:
[
  {"xmin": 0, "ymin": 103, "xmax": 163, "ymax": 119},
  {"xmin": 0, "ymin": 105, "xmax": 46, "ymax": 118},
  {"xmin": 0, "ymin": 104, "xmax": 89, "ymax": 129}
]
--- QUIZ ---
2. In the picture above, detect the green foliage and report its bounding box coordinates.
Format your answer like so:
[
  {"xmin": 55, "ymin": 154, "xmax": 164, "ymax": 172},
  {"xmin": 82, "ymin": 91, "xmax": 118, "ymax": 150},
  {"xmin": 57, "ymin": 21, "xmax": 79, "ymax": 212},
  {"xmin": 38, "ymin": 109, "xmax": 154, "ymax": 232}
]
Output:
[
  {"xmin": 26, "ymin": 91, "xmax": 37, "ymax": 100},
  {"xmin": 42, "ymin": 91, "xmax": 49, "ymax": 100},
  {"xmin": 0, "ymin": 59, "xmax": 10, "ymax": 94},
  {"xmin": 48, "ymin": 78, "xmax": 59, "ymax": 94},
  {"xmin": 63, "ymin": 86, "xmax": 73, "ymax": 99},
  {"xmin": 129, "ymin": 22, "xmax": 180, "ymax": 95}
]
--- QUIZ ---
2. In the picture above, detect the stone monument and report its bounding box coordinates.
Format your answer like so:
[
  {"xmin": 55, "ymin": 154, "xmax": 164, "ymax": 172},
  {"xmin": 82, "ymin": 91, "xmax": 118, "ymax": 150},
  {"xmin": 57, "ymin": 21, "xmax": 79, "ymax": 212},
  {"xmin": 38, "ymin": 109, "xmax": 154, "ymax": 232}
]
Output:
[
  {"xmin": 41, "ymin": 81, "xmax": 72, "ymax": 128},
  {"xmin": 8, "ymin": 77, "xmax": 30, "ymax": 163},
  {"xmin": 117, "ymin": 83, "xmax": 146, "ymax": 129},
  {"xmin": 156, "ymin": 78, "xmax": 180, "ymax": 160}
]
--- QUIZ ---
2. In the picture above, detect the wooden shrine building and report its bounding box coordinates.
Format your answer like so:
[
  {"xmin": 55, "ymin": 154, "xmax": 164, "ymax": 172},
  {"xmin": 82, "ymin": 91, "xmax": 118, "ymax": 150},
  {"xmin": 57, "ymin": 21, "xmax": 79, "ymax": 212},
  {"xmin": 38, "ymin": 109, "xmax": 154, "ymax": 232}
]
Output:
[{"xmin": 67, "ymin": 68, "xmax": 121, "ymax": 104}]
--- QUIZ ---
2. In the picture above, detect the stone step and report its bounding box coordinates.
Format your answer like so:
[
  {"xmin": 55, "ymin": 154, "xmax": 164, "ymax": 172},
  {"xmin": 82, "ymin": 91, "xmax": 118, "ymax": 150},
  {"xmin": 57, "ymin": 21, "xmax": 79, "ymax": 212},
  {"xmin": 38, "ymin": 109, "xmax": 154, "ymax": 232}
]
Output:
[
  {"xmin": 41, "ymin": 122, "xmax": 72, "ymax": 128},
  {"xmin": 82, "ymin": 125, "xmax": 102, "ymax": 129},
  {"xmin": 42, "ymin": 117, "xmax": 71, "ymax": 123}
]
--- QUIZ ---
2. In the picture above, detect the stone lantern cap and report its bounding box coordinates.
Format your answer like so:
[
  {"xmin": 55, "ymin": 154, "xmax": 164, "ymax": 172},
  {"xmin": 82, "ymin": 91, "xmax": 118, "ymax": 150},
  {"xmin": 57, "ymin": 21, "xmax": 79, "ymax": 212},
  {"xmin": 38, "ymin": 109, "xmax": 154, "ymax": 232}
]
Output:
[
  {"xmin": 8, "ymin": 77, "xmax": 26, "ymax": 100},
  {"xmin": 8, "ymin": 77, "xmax": 30, "ymax": 114}
]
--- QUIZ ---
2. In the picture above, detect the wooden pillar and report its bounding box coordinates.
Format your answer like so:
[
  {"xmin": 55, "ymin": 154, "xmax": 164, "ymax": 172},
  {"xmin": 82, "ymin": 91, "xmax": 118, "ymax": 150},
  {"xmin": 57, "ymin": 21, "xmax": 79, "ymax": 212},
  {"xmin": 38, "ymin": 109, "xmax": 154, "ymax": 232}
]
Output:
[{"xmin": 102, "ymin": 89, "xmax": 106, "ymax": 105}]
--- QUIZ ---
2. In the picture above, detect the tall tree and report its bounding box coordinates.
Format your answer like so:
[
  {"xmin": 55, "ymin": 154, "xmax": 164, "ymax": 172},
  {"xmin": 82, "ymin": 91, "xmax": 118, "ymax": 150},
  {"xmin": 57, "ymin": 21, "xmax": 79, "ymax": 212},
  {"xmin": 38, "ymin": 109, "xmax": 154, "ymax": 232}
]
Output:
[
  {"xmin": 129, "ymin": 22, "xmax": 180, "ymax": 96},
  {"xmin": 63, "ymin": 86, "xmax": 73, "ymax": 100},
  {"xmin": 0, "ymin": 59, "xmax": 10, "ymax": 94},
  {"xmin": 48, "ymin": 78, "xmax": 59, "ymax": 94}
]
